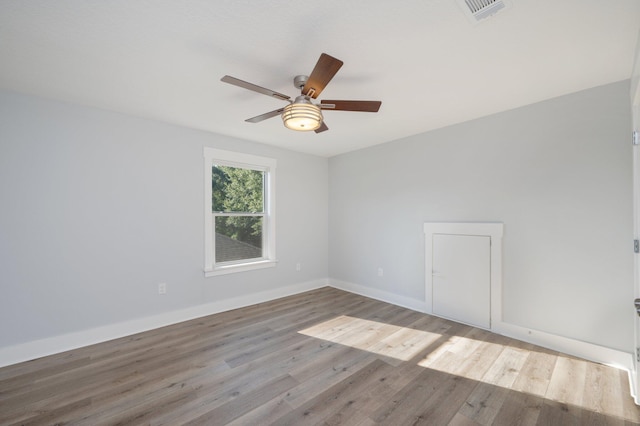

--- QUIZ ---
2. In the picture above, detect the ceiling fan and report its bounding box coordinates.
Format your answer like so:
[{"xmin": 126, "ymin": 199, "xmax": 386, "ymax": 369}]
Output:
[{"xmin": 221, "ymin": 53, "xmax": 382, "ymax": 133}]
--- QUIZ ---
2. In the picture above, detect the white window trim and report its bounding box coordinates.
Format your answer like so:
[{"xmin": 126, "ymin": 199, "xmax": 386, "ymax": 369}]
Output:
[{"xmin": 203, "ymin": 148, "xmax": 277, "ymax": 277}]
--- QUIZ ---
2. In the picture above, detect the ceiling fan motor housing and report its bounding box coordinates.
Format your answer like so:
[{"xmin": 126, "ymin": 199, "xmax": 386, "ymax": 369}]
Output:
[{"xmin": 293, "ymin": 75, "xmax": 308, "ymax": 90}]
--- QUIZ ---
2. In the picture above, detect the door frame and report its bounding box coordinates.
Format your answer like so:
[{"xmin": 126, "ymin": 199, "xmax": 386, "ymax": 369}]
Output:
[
  {"xmin": 630, "ymin": 28, "xmax": 640, "ymax": 405},
  {"xmin": 424, "ymin": 222, "xmax": 504, "ymax": 330}
]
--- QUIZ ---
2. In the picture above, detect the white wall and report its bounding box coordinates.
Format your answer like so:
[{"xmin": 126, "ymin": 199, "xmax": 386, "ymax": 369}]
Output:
[
  {"xmin": 0, "ymin": 91, "xmax": 328, "ymax": 352},
  {"xmin": 328, "ymin": 80, "xmax": 633, "ymax": 352}
]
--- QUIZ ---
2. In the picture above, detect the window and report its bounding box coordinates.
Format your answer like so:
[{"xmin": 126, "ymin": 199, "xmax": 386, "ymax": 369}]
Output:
[{"xmin": 204, "ymin": 148, "xmax": 276, "ymax": 276}]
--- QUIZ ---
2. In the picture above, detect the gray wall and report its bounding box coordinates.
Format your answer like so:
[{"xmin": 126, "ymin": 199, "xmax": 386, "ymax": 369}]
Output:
[
  {"xmin": 1, "ymin": 80, "xmax": 634, "ymax": 355},
  {"xmin": 0, "ymin": 91, "xmax": 329, "ymax": 348},
  {"xmin": 328, "ymin": 81, "xmax": 633, "ymax": 352}
]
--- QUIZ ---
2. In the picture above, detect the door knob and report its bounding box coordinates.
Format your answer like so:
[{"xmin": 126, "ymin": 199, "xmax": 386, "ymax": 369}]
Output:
[{"xmin": 635, "ymin": 299, "xmax": 640, "ymax": 317}]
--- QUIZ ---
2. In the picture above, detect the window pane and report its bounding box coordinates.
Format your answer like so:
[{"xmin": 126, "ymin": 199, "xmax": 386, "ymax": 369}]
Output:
[
  {"xmin": 212, "ymin": 165, "xmax": 264, "ymax": 213},
  {"xmin": 215, "ymin": 216, "xmax": 263, "ymax": 262}
]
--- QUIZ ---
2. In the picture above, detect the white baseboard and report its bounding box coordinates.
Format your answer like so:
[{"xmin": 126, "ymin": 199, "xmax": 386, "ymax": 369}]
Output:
[
  {"xmin": 629, "ymin": 368, "xmax": 639, "ymax": 404},
  {"xmin": 0, "ymin": 278, "xmax": 328, "ymax": 368},
  {"xmin": 493, "ymin": 321, "xmax": 634, "ymax": 372},
  {"xmin": 329, "ymin": 279, "xmax": 428, "ymax": 313},
  {"xmin": 1, "ymin": 276, "xmax": 634, "ymax": 385}
]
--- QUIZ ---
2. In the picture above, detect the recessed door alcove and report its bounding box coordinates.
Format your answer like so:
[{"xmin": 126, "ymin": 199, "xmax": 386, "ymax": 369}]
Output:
[{"xmin": 424, "ymin": 222, "xmax": 504, "ymax": 330}]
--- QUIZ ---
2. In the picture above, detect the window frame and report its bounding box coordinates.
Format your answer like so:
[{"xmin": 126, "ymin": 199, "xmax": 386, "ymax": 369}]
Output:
[{"xmin": 203, "ymin": 148, "xmax": 277, "ymax": 276}]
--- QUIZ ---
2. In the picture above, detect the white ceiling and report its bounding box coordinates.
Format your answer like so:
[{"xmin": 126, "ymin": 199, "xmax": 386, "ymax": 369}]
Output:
[{"xmin": 1, "ymin": 0, "xmax": 639, "ymax": 157}]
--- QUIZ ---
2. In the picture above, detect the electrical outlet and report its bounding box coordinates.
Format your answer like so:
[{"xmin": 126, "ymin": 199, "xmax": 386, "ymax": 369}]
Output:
[
  {"xmin": 158, "ymin": 283, "xmax": 167, "ymax": 295},
  {"xmin": 377, "ymin": 268, "xmax": 384, "ymax": 277},
  {"xmin": 296, "ymin": 262, "xmax": 301, "ymax": 271}
]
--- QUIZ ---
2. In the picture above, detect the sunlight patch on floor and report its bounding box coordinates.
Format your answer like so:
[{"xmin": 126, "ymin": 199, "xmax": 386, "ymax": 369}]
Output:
[
  {"xmin": 300, "ymin": 317, "xmax": 635, "ymax": 422},
  {"xmin": 418, "ymin": 334, "xmax": 632, "ymax": 422},
  {"xmin": 419, "ymin": 335, "xmax": 534, "ymax": 389},
  {"xmin": 298, "ymin": 315, "xmax": 442, "ymax": 361}
]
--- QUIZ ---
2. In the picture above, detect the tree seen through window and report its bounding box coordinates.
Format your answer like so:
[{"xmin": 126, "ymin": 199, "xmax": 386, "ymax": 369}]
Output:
[{"xmin": 212, "ymin": 165, "xmax": 265, "ymax": 262}]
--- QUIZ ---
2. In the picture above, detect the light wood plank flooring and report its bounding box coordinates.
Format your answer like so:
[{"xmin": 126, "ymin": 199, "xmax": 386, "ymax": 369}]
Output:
[{"xmin": 1, "ymin": 287, "xmax": 639, "ymax": 425}]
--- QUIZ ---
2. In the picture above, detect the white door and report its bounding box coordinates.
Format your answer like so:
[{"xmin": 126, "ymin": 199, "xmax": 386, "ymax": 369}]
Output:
[{"xmin": 432, "ymin": 233, "xmax": 491, "ymax": 329}]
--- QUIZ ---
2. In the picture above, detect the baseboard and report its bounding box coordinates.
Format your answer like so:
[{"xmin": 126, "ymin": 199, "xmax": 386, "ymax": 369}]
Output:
[
  {"xmin": 629, "ymin": 368, "xmax": 639, "ymax": 404},
  {"xmin": 0, "ymin": 278, "xmax": 328, "ymax": 368},
  {"xmin": 329, "ymin": 279, "xmax": 428, "ymax": 313},
  {"xmin": 2, "ymin": 277, "xmax": 634, "ymax": 382},
  {"xmin": 493, "ymin": 321, "xmax": 634, "ymax": 372}
]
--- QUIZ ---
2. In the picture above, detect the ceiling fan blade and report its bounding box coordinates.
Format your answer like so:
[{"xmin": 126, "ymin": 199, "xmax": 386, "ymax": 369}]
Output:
[
  {"xmin": 302, "ymin": 53, "xmax": 344, "ymax": 99},
  {"xmin": 221, "ymin": 75, "xmax": 290, "ymax": 101},
  {"xmin": 315, "ymin": 121, "xmax": 329, "ymax": 133},
  {"xmin": 320, "ymin": 100, "xmax": 382, "ymax": 112},
  {"xmin": 245, "ymin": 107, "xmax": 286, "ymax": 123}
]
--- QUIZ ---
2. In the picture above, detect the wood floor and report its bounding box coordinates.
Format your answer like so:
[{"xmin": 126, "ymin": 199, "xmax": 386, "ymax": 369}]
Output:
[{"xmin": 1, "ymin": 287, "xmax": 639, "ymax": 425}]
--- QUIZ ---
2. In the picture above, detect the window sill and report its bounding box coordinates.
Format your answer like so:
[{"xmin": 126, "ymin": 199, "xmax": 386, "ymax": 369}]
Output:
[{"xmin": 204, "ymin": 259, "xmax": 277, "ymax": 277}]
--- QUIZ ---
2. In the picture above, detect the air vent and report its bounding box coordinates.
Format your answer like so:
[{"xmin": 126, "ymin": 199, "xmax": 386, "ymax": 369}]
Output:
[{"xmin": 457, "ymin": 0, "xmax": 510, "ymax": 22}]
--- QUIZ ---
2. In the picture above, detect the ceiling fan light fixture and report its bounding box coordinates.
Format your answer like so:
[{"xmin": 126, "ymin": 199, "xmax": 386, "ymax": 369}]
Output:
[
  {"xmin": 221, "ymin": 53, "xmax": 381, "ymax": 134},
  {"xmin": 282, "ymin": 99, "xmax": 322, "ymax": 132}
]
